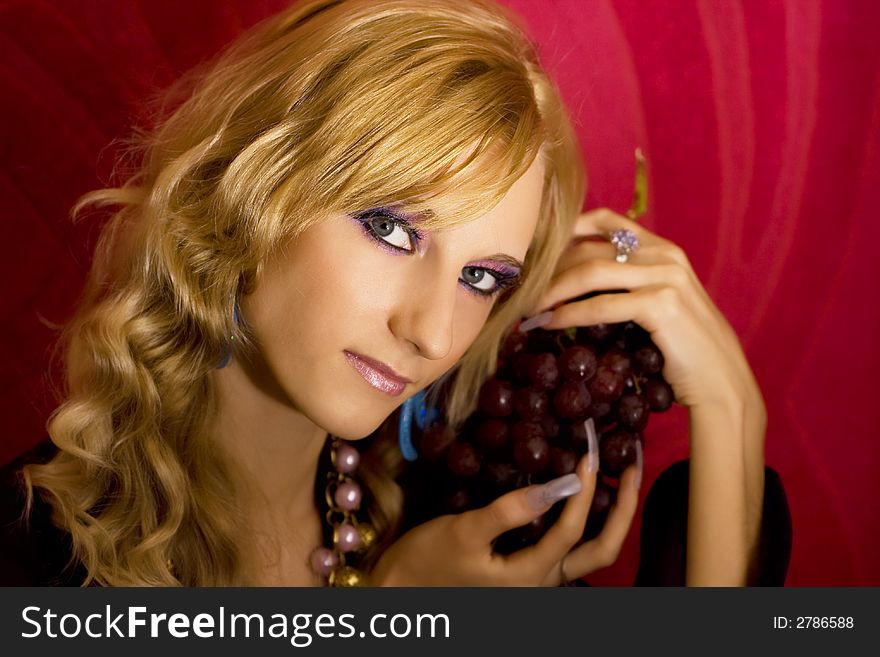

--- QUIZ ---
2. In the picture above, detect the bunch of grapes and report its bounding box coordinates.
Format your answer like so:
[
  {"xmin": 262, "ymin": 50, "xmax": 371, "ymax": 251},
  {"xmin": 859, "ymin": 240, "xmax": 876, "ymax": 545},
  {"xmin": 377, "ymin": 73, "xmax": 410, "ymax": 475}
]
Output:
[{"xmin": 409, "ymin": 318, "xmax": 675, "ymax": 555}]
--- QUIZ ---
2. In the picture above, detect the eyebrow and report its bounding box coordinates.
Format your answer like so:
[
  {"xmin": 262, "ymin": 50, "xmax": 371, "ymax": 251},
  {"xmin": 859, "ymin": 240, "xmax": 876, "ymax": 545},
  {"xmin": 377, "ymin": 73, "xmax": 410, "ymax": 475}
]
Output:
[
  {"xmin": 395, "ymin": 206, "xmax": 525, "ymax": 271},
  {"xmin": 488, "ymin": 254, "xmax": 525, "ymax": 271}
]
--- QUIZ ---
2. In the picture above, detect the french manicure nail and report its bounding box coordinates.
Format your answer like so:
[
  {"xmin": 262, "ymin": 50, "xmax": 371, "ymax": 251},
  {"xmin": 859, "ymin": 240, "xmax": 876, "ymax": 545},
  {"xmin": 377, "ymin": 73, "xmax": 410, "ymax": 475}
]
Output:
[
  {"xmin": 519, "ymin": 311, "xmax": 553, "ymax": 333},
  {"xmin": 526, "ymin": 473, "xmax": 582, "ymax": 510},
  {"xmin": 633, "ymin": 438, "xmax": 643, "ymax": 491},
  {"xmin": 584, "ymin": 418, "xmax": 599, "ymax": 474}
]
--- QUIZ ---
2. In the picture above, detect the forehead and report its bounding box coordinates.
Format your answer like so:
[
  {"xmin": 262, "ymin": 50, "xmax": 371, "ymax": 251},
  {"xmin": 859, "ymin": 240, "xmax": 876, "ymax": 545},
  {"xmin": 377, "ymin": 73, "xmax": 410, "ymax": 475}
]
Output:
[{"xmin": 434, "ymin": 156, "xmax": 545, "ymax": 260}]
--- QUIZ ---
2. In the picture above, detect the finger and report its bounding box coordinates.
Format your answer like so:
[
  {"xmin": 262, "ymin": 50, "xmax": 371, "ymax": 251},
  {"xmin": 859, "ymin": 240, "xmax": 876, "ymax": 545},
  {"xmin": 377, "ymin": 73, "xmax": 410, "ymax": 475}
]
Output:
[
  {"xmin": 562, "ymin": 462, "xmax": 642, "ymax": 579},
  {"xmin": 454, "ymin": 471, "xmax": 583, "ymax": 552},
  {"xmin": 504, "ymin": 454, "xmax": 597, "ymax": 577},
  {"xmin": 553, "ymin": 239, "xmax": 671, "ymax": 278},
  {"xmin": 539, "ymin": 240, "xmax": 742, "ymax": 382},
  {"xmin": 571, "ymin": 209, "xmax": 696, "ymax": 272},
  {"xmin": 541, "ymin": 283, "xmax": 674, "ymax": 335},
  {"xmin": 574, "ymin": 209, "xmax": 703, "ymax": 281},
  {"xmin": 572, "ymin": 208, "xmax": 660, "ymax": 244},
  {"xmin": 536, "ymin": 264, "xmax": 738, "ymax": 383},
  {"xmin": 534, "ymin": 260, "xmax": 689, "ymax": 317}
]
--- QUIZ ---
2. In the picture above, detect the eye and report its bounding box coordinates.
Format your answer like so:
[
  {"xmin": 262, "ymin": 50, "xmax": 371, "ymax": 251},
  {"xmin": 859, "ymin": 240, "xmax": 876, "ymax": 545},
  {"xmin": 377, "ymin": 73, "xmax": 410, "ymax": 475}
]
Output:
[
  {"xmin": 368, "ymin": 215, "xmax": 414, "ymax": 251},
  {"xmin": 354, "ymin": 208, "xmax": 420, "ymax": 253},
  {"xmin": 461, "ymin": 266, "xmax": 501, "ymax": 294}
]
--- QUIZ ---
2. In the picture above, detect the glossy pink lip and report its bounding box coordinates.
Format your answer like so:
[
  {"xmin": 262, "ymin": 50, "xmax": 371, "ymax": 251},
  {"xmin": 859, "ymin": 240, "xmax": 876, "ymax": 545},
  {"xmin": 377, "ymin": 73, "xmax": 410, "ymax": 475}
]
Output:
[{"xmin": 344, "ymin": 350, "xmax": 412, "ymax": 397}]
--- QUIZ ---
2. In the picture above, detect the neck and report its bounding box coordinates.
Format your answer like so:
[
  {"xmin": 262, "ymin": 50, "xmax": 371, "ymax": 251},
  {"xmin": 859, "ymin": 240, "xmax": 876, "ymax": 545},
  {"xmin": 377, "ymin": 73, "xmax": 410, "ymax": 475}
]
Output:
[{"xmin": 210, "ymin": 354, "xmax": 328, "ymax": 529}]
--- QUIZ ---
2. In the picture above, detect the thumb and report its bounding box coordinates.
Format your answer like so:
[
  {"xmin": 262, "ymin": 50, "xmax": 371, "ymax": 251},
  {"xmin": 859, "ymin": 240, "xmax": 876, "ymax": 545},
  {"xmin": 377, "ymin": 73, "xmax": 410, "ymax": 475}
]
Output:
[{"xmin": 458, "ymin": 473, "xmax": 583, "ymax": 546}]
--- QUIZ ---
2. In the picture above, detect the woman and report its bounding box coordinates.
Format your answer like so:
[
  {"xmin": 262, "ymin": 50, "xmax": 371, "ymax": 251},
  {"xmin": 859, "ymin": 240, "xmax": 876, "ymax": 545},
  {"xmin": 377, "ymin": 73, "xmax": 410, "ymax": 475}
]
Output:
[{"xmin": 0, "ymin": 0, "xmax": 789, "ymax": 586}]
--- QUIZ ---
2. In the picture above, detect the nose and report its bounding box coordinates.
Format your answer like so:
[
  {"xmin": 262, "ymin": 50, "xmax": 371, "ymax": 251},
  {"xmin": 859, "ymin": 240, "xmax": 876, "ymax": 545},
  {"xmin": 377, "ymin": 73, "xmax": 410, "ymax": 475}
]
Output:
[{"xmin": 388, "ymin": 265, "xmax": 457, "ymax": 361}]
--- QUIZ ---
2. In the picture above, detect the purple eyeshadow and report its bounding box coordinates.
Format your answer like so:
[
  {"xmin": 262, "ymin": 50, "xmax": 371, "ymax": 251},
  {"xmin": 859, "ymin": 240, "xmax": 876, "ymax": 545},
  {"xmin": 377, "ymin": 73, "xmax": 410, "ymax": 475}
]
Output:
[
  {"xmin": 470, "ymin": 259, "xmax": 522, "ymax": 282},
  {"xmin": 351, "ymin": 207, "xmax": 522, "ymax": 298}
]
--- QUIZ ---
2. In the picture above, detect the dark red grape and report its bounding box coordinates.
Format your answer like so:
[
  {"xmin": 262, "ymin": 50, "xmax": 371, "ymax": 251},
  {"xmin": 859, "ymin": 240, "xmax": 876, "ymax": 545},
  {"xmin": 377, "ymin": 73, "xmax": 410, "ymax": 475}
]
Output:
[
  {"xmin": 501, "ymin": 329, "xmax": 529, "ymax": 360},
  {"xmin": 586, "ymin": 401, "xmax": 612, "ymax": 421},
  {"xmin": 513, "ymin": 513, "xmax": 548, "ymax": 542},
  {"xmin": 497, "ymin": 504, "xmax": 563, "ymax": 554},
  {"xmin": 622, "ymin": 322, "xmax": 651, "ymax": 351},
  {"xmin": 446, "ymin": 441, "xmax": 481, "ymax": 477},
  {"xmin": 549, "ymin": 446, "xmax": 578, "ymax": 477},
  {"xmin": 599, "ymin": 428, "xmax": 640, "ymax": 477},
  {"xmin": 479, "ymin": 378, "xmax": 514, "ymax": 417},
  {"xmin": 510, "ymin": 420, "xmax": 545, "ymax": 443},
  {"xmin": 588, "ymin": 365, "xmax": 625, "ymax": 403},
  {"xmin": 418, "ymin": 423, "xmax": 456, "ymax": 462},
  {"xmin": 553, "ymin": 381, "xmax": 592, "ymax": 419},
  {"xmin": 513, "ymin": 432, "xmax": 550, "ymax": 474},
  {"xmin": 414, "ymin": 318, "xmax": 673, "ymax": 553},
  {"xmin": 562, "ymin": 420, "xmax": 589, "ymax": 454},
  {"xmin": 599, "ymin": 346, "xmax": 632, "ymax": 378},
  {"xmin": 481, "ymin": 461, "xmax": 520, "ymax": 491},
  {"xmin": 634, "ymin": 344, "xmax": 664, "ymax": 375},
  {"xmin": 475, "ymin": 418, "xmax": 509, "ymax": 452},
  {"xmin": 539, "ymin": 415, "xmax": 560, "ymax": 442},
  {"xmin": 583, "ymin": 481, "xmax": 617, "ymax": 540},
  {"xmin": 514, "ymin": 386, "xmax": 549, "ymax": 420},
  {"xmin": 614, "ymin": 393, "xmax": 650, "ymax": 431},
  {"xmin": 558, "ymin": 345, "xmax": 598, "ymax": 382},
  {"xmin": 644, "ymin": 378, "xmax": 674, "ymax": 412},
  {"xmin": 590, "ymin": 479, "xmax": 616, "ymax": 517},
  {"xmin": 511, "ymin": 353, "xmax": 533, "ymax": 386},
  {"xmin": 526, "ymin": 328, "xmax": 560, "ymax": 354},
  {"xmin": 443, "ymin": 482, "xmax": 471, "ymax": 514},
  {"xmin": 526, "ymin": 352, "xmax": 559, "ymax": 390},
  {"xmin": 579, "ymin": 324, "xmax": 614, "ymax": 342}
]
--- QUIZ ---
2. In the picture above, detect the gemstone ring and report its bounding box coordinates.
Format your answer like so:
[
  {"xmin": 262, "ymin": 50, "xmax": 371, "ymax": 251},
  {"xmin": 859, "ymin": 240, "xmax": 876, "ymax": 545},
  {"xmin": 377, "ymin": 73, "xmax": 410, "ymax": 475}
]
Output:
[{"xmin": 609, "ymin": 228, "xmax": 640, "ymax": 263}]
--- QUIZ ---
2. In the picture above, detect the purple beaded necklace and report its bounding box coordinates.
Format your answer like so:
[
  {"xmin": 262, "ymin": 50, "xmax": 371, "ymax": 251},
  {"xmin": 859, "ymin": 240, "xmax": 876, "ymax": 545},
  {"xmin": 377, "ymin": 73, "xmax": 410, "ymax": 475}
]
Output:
[{"xmin": 308, "ymin": 437, "xmax": 376, "ymax": 586}]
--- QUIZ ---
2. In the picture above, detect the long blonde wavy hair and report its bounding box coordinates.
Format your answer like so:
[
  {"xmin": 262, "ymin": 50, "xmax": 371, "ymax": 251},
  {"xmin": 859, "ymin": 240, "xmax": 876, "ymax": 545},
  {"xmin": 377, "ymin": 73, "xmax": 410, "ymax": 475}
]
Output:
[{"xmin": 24, "ymin": 0, "xmax": 585, "ymax": 585}]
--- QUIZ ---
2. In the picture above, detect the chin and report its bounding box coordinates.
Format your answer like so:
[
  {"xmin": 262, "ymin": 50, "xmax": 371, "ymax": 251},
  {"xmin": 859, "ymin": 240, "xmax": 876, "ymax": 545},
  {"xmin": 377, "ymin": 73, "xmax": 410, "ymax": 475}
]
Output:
[
  {"xmin": 311, "ymin": 404, "xmax": 394, "ymax": 442},
  {"xmin": 289, "ymin": 366, "xmax": 404, "ymax": 441},
  {"xmin": 326, "ymin": 420, "xmax": 389, "ymax": 442}
]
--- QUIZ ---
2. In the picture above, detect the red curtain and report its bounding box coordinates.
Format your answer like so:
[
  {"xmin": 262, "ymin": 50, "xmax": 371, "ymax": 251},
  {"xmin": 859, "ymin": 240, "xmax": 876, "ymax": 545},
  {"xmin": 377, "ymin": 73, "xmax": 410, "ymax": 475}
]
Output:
[{"xmin": 1, "ymin": 0, "xmax": 877, "ymax": 586}]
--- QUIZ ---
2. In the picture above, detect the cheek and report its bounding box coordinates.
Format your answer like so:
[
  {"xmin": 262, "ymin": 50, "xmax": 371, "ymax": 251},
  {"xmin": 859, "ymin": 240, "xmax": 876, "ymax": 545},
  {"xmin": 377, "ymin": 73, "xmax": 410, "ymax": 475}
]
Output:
[
  {"xmin": 282, "ymin": 235, "xmax": 401, "ymax": 347},
  {"xmin": 242, "ymin": 238, "xmax": 354, "ymax": 352},
  {"xmin": 305, "ymin": 249, "xmax": 396, "ymax": 313},
  {"xmin": 438, "ymin": 304, "xmax": 493, "ymax": 370}
]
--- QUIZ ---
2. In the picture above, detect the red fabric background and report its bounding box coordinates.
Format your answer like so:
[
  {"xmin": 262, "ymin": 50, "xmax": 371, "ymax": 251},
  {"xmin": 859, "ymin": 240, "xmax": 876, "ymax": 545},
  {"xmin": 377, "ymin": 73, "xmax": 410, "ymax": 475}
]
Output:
[{"xmin": 1, "ymin": 0, "xmax": 877, "ymax": 586}]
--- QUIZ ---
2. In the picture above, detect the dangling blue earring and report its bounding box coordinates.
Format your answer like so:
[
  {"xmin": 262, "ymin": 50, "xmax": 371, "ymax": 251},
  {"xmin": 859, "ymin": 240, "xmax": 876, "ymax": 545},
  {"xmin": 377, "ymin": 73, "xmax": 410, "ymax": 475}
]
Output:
[
  {"xmin": 398, "ymin": 388, "xmax": 442, "ymax": 461},
  {"xmin": 215, "ymin": 301, "xmax": 241, "ymax": 369}
]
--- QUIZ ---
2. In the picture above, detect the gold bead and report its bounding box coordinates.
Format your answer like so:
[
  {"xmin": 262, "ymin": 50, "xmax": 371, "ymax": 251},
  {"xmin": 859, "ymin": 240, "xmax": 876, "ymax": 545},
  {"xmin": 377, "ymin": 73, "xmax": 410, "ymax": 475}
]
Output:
[
  {"xmin": 329, "ymin": 565, "xmax": 365, "ymax": 587},
  {"xmin": 358, "ymin": 523, "xmax": 377, "ymax": 550}
]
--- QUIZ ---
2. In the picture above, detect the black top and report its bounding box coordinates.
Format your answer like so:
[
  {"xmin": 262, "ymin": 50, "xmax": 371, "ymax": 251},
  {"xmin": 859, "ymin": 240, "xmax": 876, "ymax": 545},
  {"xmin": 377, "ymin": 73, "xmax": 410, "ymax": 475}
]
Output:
[
  {"xmin": 0, "ymin": 437, "xmax": 341, "ymax": 587},
  {"xmin": 2, "ymin": 442, "xmax": 793, "ymax": 587},
  {"xmin": 0, "ymin": 441, "xmax": 86, "ymax": 585}
]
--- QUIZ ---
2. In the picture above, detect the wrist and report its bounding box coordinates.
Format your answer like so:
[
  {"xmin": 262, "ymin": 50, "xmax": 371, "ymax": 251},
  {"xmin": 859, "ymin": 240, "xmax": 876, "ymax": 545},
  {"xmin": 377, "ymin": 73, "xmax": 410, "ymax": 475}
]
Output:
[
  {"xmin": 689, "ymin": 377, "xmax": 765, "ymax": 430},
  {"xmin": 689, "ymin": 390, "xmax": 746, "ymax": 424}
]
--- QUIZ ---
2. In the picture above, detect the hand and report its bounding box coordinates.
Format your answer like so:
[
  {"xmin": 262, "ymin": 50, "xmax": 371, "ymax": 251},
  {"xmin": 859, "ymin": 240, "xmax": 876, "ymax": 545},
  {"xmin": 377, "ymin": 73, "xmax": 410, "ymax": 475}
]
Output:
[
  {"xmin": 528, "ymin": 208, "xmax": 764, "ymax": 412},
  {"xmin": 524, "ymin": 208, "xmax": 768, "ymax": 585},
  {"xmin": 369, "ymin": 455, "xmax": 640, "ymax": 586}
]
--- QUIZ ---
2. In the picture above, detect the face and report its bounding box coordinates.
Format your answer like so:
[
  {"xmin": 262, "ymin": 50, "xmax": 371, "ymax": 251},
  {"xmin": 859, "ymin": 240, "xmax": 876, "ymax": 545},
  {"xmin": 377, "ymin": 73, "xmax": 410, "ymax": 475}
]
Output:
[{"xmin": 239, "ymin": 157, "xmax": 545, "ymax": 440}]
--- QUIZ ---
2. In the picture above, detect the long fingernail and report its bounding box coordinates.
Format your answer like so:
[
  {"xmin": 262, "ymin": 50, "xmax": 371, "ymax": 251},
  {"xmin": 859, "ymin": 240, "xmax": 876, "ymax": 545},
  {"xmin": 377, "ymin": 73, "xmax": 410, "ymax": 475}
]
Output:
[
  {"xmin": 633, "ymin": 438, "xmax": 643, "ymax": 491},
  {"xmin": 584, "ymin": 418, "xmax": 599, "ymax": 474},
  {"xmin": 526, "ymin": 473, "xmax": 582, "ymax": 510},
  {"xmin": 519, "ymin": 311, "xmax": 553, "ymax": 333}
]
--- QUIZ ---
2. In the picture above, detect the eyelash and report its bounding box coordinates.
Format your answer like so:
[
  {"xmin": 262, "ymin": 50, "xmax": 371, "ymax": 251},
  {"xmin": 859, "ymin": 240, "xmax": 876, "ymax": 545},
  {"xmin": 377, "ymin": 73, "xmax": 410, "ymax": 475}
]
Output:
[{"xmin": 353, "ymin": 208, "xmax": 520, "ymax": 299}]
